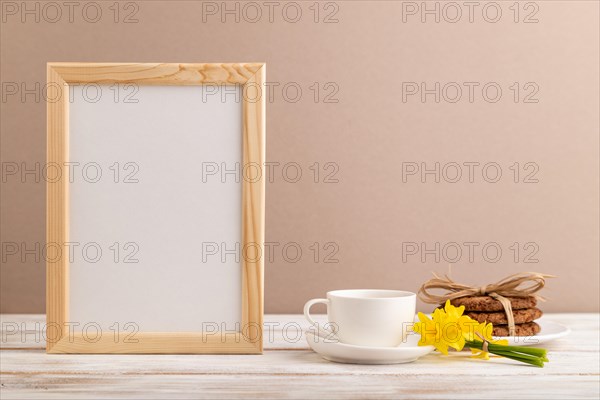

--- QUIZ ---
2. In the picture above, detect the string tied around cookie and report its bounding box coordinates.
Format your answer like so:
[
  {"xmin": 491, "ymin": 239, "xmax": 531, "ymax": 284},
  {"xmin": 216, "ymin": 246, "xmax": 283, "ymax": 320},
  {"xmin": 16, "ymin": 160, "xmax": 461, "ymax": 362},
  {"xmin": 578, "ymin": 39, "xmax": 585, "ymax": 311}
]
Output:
[{"xmin": 418, "ymin": 271, "xmax": 553, "ymax": 337}]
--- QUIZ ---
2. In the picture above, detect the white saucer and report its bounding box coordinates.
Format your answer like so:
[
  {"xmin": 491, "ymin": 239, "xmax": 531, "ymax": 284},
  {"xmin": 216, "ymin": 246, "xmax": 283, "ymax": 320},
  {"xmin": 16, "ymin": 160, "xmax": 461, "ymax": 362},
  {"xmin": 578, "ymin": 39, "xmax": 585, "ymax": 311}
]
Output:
[
  {"xmin": 305, "ymin": 332, "xmax": 435, "ymax": 364},
  {"xmin": 493, "ymin": 319, "xmax": 570, "ymax": 346}
]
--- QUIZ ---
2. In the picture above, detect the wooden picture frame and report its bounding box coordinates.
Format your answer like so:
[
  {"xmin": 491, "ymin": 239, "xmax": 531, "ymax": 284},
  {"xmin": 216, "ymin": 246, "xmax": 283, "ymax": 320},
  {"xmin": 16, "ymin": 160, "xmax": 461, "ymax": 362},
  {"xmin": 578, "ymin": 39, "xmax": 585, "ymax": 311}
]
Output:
[{"xmin": 46, "ymin": 63, "xmax": 265, "ymax": 354}]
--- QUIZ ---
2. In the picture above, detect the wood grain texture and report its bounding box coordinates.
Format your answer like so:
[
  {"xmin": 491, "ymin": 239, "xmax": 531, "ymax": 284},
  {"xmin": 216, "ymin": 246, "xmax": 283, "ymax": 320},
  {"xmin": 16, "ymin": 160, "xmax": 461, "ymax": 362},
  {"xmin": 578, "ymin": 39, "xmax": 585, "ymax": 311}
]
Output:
[
  {"xmin": 47, "ymin": 333, "xmax": 259, "ymax": 355},
  {"xmin": 1, "ymin": 314, "xmax": 598, "ymax": 399},
  {"xmin": 241, "ymin": 65, "xmax": 266, "ymax": 354},
  {"xmin": 45, "ymin": 63, "xmax": 265, "ymax": 354},
  {"xmin": 48, "ymin": 63, "xmax": 263, "ymax": 85},
  {"xmin": 45, "ymin": 65, "xmax": 69, "ymax": 354}
]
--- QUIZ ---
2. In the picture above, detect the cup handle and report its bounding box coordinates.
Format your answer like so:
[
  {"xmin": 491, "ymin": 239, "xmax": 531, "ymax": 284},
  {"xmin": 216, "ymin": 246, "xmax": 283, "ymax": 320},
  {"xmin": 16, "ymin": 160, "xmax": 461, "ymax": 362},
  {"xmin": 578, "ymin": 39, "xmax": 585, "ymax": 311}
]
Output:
[{"xmin": 304, "ymin": 298, "xmax": 334, "ymax": 339}]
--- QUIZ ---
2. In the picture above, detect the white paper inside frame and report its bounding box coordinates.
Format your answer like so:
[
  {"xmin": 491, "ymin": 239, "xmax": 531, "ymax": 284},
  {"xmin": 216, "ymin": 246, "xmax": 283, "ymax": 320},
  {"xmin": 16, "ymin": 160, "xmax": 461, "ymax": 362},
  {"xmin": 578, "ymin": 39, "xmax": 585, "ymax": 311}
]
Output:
[{"xmin": 68, "ymin": 84, "xmax": 242, "ymax": 332}]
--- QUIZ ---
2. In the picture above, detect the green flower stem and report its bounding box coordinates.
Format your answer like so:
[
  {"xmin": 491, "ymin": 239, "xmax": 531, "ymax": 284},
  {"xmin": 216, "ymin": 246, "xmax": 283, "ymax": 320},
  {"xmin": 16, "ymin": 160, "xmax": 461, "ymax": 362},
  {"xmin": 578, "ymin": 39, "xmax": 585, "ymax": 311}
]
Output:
[
  {"xmin": 465, "ymin": 340, "xmax": 548, "ymax": 368},
  {"xmin": 492, "ymin": 351, "xmax": 547, "ymax": 367}
]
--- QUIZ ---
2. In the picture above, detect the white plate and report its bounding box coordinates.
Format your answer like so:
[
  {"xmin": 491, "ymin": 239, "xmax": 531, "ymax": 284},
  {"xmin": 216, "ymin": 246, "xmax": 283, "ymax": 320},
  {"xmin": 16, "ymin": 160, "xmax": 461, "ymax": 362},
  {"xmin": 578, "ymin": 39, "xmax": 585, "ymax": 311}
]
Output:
[
  {"xmin": 305, "ymin": 332, "xmax": 435, "ymax": 364},
  {"xmin": 493, "ymin": 319, "xmax": 571, "ymax": 346}
]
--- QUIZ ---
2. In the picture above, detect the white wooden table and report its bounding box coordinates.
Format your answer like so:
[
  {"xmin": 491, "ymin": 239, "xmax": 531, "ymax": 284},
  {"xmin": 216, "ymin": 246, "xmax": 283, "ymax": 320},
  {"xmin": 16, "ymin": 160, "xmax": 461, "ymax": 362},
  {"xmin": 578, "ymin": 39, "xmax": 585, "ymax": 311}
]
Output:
[{"xmin": 1, "ymin": 314, "xmax": 598, "ymax": 399}]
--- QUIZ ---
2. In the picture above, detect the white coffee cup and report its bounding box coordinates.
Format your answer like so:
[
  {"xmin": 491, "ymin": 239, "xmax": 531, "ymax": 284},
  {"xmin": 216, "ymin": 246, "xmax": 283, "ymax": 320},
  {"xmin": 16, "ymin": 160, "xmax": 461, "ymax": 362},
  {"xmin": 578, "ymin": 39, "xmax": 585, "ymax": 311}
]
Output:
[{"xmin": 304, "ymin": 289, "xmax": 416, "ymax": 347}]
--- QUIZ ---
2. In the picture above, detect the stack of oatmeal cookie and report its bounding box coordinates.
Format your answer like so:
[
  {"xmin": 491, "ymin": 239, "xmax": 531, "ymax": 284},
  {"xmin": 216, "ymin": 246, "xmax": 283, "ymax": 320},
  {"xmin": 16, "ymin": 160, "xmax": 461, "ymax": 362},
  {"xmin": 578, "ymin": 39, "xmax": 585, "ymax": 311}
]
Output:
[{"xmin": 449, "ymin": 296, "xmax": 542, "ymax": 336}]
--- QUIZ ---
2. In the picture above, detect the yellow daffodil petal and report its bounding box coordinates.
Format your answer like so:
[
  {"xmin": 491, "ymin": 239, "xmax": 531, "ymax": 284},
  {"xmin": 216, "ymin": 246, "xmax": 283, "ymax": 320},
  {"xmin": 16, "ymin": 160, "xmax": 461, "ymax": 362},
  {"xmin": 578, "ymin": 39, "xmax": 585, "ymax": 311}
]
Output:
[
  {"xmin": 417, "ymin": 312, "xmax": 432, "ymax": 323},
  {"xmin": 443, "ymin": 300, "xmax": 465, "ymax": 320},
  {"xmin": 470, "ymin": 348, "xmax": 490, "ymax": 360}
]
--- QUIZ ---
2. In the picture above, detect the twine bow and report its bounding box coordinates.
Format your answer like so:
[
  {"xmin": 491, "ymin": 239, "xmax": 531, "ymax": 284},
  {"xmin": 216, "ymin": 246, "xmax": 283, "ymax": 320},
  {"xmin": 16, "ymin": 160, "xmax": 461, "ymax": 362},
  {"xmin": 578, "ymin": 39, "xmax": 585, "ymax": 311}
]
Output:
[{"xmin": 418, "ymin": 271, "xmax": 553, "ymax": 337}]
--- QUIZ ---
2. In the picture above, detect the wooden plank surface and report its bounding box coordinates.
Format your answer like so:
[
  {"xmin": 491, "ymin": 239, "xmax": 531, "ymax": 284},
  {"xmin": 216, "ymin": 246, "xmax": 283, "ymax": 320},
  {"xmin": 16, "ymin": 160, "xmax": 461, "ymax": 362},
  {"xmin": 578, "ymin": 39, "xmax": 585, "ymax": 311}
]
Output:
[{"xmin": 1, "ymin": 314, "xmax": 599, "ymax": 399}]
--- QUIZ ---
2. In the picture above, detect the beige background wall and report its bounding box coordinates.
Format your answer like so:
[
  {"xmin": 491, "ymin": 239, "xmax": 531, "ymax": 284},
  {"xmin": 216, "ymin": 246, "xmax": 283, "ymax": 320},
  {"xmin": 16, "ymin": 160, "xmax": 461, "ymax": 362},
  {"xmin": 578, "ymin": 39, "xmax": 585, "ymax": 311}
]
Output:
[{"xmin": 1, "ymin": 0, "xmax": 598, "ymax": 313}]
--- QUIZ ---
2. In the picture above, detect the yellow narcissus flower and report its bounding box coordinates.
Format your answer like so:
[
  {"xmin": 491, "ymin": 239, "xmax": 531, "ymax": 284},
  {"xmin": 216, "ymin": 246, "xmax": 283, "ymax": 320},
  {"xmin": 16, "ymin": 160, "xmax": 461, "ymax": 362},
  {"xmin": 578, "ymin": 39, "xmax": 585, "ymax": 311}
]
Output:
[
  {"xmin": 414, "ymin": 311, "xmax": 443, "ymax": 352},
  {"xmin": 413, "ymin": 300, "xmax": 474, "ymax": 355},
  {"xmin": 414, "ymin": 299, "xmax": 547, "ymax": 367}
]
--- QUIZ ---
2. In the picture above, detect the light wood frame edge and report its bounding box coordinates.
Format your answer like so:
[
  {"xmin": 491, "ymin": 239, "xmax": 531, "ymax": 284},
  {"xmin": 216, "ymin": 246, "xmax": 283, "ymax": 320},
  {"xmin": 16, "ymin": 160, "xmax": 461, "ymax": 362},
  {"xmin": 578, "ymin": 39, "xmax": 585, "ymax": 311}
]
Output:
[{"xmin": 46, "ymin": 63, "xmax": 265, "ymax": 354}]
